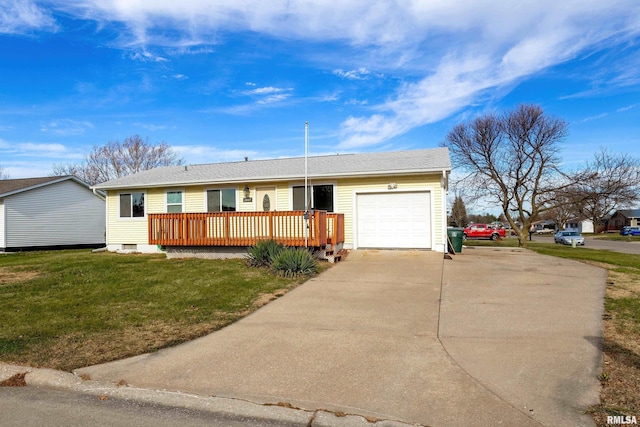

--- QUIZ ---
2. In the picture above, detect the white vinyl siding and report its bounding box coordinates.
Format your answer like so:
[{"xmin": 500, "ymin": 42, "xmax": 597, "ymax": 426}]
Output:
[
  {"xmin": 355, "ymin": 191, "xmax": 431, "ymax": 249},
  {"xmin": 4, "ymin": 180, "xmax": 105, "ymax": 249}
]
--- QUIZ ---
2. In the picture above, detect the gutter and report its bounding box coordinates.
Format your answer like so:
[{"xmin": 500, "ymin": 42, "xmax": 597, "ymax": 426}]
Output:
[{"xmin": 93, "ymin": 168, "xmax": 453, "ymax": 191}]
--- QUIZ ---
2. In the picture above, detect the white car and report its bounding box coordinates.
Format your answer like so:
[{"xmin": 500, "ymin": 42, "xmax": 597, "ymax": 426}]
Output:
[{"xmin": 554, "ymin": 230, "xmax": 585, "ymax": 246}]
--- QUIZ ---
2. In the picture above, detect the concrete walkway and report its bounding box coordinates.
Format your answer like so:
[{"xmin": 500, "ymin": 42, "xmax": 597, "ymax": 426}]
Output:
[{"xmin": 76, "ymin": 249, "xmax": 606, "ymax": 426}]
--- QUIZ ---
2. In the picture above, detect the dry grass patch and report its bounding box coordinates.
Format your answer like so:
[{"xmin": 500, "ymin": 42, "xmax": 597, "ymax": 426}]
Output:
[
  {"xmin": 0, "ymin": 267, "xmax": 40, "ymax": 285},
  {"xmin": 586, "ymin": 264, "xmax": 640, "ymax": 425}
]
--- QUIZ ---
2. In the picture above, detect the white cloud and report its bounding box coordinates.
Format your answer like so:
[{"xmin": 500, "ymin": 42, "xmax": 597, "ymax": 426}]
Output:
[
  {"xmin": 243, "ymin": 86, "xmax": 288, "ymax": 95},
  {"xmin": 617, "ymin": 104, "xmax": 639, "ymax": 113},
  {"xmin": 50, "ymin": 1, "xmax": 640, "ymax": 147},
  {"xmin": 173, "ymin": 74, "xmax": 188, "ymax": 80},
  {"xmin": 1, "ymin": 138, "xmax": 72, "ymax": 158},
  {"xmin": 130, "ymin": 50, "xmax": 169, "ymax": 62},
  {"xmin": 333, "ymin": 68, "xmax": 371, "ymax": 80},
  {"xmin": 240, "ymin": 86, "xmax": 293, "ymax": 105},
  {"xmin": 40, "ymin": 119, "xmax": 94, "ymax": 136},
  {"xmin": 0, "ymin": 0, "xmax": 58, "ymax": 34},
  {"xmin": 19, "ymin": 142, "xmax": 67, "ymax": 153}
]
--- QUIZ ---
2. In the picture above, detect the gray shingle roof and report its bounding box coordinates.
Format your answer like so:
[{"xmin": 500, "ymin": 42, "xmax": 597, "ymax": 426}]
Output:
[
  {"xmin": 617, "ymin": 209, "xmax": 640, "ymax": 218},
  {"xmin": 93, "ymin": 147, "xmax": 451, "ymax": 190},
  {"xmin": 0, "ymin": 176, "xmax": 67, "ymax": 198}
]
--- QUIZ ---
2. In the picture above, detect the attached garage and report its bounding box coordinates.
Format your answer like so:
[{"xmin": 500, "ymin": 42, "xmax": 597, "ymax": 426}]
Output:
[{"xmin": 355, "ymin": 191, "xmax": 431, "ymax": 249}]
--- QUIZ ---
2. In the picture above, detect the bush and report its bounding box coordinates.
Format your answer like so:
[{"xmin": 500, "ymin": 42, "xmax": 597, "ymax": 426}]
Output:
[
  {"xmin": 271, "ymin": 248, "xmax": 318, "ymax": 278},
  {"xmin": 246, "ymin": 240, "xmax": 285, "ymax": 267}
]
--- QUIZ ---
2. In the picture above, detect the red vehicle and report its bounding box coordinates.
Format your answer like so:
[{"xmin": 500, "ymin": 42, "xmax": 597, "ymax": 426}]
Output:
[{"xmin": 463, "ymin": 223, "xmax": 507, "ymax": 241}]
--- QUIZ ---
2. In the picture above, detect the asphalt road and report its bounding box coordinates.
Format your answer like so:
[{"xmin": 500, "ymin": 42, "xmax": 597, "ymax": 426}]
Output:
[
  {"xmin": 0, "ymin": 387, "xmax": 298, "ymax": 427},
  {"xmin": 533, "ymin": 234, "xmax": 640, "ymax": 254}
]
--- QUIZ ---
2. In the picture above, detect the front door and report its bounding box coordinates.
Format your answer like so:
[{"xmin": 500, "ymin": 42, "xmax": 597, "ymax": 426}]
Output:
[{"xmin": 255, "ymin": 187, "xmax": 276, "ymax": 212}]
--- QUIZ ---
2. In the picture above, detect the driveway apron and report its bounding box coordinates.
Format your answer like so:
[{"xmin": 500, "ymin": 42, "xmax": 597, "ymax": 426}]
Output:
[{"xmin": 77, "ymin": 249, "xmax": 605, "ymax": 426}]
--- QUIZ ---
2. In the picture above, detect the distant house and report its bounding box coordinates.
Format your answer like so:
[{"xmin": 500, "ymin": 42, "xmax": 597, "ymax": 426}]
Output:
[
  {"xmin": 563, "ymin": 218, "xmax": 594, "ymax": 234},
  {"xmin": 607, "ymin": 209, "xmax": 640, "ymax": 231},
  {"xmin": 0, "ymin": 176, "xmax": 105, "ymax": 252},
  {"xmin": 92, "ymin": 148, "xmax": 452, "ymax": 255}
]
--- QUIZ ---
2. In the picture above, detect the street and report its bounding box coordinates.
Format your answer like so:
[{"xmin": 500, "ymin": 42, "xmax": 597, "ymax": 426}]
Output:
[
  {"xmin": 0, "ymin": 387, "xmax": 299, "ymax": 427},
  {"xmin": 533, "ymin": 234, "xmax": 640, "ymax": 254}
]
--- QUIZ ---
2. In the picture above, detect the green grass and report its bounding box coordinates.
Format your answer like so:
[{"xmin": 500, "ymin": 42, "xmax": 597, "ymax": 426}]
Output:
[
  {"xmin": 0, "ymin": 250, "xmax": 310, "ymax": 371},
  {"xmin": 526, "ymin": 243, "xmax": 640, "ymax": 268}
]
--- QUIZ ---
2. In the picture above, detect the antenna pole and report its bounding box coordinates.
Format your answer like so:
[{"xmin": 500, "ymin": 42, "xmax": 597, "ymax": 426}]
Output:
[{"xmin": 304, "ymin": 121, "xmax": 309, "ymax": 247}]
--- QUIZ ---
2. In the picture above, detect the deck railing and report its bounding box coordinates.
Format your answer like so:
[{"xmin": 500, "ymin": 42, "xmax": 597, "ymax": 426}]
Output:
[{"xmin": 149, "ymin": 211, "xmax": 344, "ymax": 247}]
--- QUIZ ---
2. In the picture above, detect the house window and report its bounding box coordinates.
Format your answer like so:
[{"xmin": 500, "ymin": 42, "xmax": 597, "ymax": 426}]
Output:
[
  {"xmin": 207, "ymin": 189, "xmax": 236, "ymax": 212},
  {"xmin": 166, "ymin": 191, "xmax": 183, "ymax": 213},
  {"xmin": 293, "ymin": 184, "xmax": 334, "ymax": 212},
  {"xmin": 119, "ymin": 192, "xmax": 145, "ymax": 218}
]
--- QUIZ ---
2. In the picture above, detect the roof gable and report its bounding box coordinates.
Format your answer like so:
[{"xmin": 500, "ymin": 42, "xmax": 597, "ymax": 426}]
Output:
[
  {"xmin": 94, "ymin": 147, "xmax": 451, "ymax": 190},
  {"xmin": 617, "ymin": 209, "xmax": 640, "ymax": 218},
  {"xmin": 0, "ymin": 176, "xmax": 93, "ymax": 198}
]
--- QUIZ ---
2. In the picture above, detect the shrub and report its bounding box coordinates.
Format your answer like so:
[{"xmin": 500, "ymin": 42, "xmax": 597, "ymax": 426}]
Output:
[
  {"xmin": 271, "ymin": 247, "xmax": 318, "ymax": 278},
  {"xmin": 246, "ymin": 239, "xmax": 285, "ymax": 267}
]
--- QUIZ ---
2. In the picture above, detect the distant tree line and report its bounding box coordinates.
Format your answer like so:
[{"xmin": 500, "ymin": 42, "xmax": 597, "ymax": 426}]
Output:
[
  {"xmin": 52, "ymin": 134, "xmax": 184, "ymax": 186},
  {"xmin": 443, "ymin": 104, "xmax": 640, "ymax": 247}
]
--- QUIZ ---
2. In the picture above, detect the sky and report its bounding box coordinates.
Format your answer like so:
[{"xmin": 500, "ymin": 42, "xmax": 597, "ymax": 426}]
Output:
[{"xmin": 1, "ymin": 0, "xmax": 640, "ymax": 183}]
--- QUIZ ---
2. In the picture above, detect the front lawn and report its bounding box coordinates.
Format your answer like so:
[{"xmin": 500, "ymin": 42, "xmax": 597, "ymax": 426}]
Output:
[{"xmin": 0, "ymin": 250, "xmax": 310, "ymax": 371}]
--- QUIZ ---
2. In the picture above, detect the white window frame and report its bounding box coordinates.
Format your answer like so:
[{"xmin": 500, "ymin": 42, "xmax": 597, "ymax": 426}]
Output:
[
  {"xmin": 118, "ymin": 191, "xmax": 146, "ymax": 220},
  {"xmin": 165, "ymin": 189, "xmax": 184, "ymax": 213},
  {"xmin": 204, "ymin": 187, "xmax": 238, "ymax": 212},
  {"xmin": 289, "ymin": 182, "xmax": 337, "ymax": 212}
]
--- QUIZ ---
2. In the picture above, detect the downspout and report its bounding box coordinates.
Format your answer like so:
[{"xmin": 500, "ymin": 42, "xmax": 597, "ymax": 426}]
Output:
[
  {"xmin": 93, "ymin": 188, "xmax": 108, "ymax": 250},
  {"xmin": 442, "ymin": 169, "xmax": 449, "ymax": 252}
]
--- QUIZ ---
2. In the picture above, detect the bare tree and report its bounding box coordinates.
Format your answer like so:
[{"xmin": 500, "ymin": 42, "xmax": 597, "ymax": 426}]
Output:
[
  {"xmin": 51, "ymin": 135, "xmax": 184, "ymax": 185},
  {"xmin": 0, "ymin": 165, "xmax": 8, "ymax": 180},
  {"xmin": 544, "ymin": 189, "xmax": 580, "ymax": 230},
  {"xmin": 444, "ymin": 104, "xmax": 570, "ymax": 247},
  {"xmin": 51, "ymin": 162, "xmax": 90, "ymax": 182},
  {"xmin": 573, "ymin": 148, "xmax": 640, "ymax": 229}
]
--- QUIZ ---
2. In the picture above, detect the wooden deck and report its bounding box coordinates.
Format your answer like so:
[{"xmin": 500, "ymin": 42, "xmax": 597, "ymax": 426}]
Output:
[{"xmin": 149, "ymin": 211, "xmax": 345, "ymax": 248}]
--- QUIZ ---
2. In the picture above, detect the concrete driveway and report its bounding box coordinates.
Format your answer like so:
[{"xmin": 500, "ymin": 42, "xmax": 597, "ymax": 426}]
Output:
[{"xmin": 77, "ymin": 249, "xmax": 606, "ymax": 427}]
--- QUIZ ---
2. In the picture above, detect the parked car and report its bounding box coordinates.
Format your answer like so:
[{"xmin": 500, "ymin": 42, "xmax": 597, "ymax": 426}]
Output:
[
  {"xmin": 463, "ymin": 223, "xmax": 507, "ymax": 241},
  {"xmin": 619, "ymin": 226, "xmax": 640, "ymax": 236},
  {"xmin": 554, "ymin": 230, "xmax": 585, "ymax": 245},
  {"xmin": 536, "ymin": 226, "xmax": 556, "ymax": 234}
]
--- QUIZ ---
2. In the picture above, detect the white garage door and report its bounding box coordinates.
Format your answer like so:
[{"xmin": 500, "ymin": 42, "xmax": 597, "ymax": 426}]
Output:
[{"xmin": 356, "ymin": 191, "xmax": 431, "ymax": 249}]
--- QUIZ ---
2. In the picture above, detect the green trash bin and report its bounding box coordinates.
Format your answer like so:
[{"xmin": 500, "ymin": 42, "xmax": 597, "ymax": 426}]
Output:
[{"xmin": 447, "ymin": 227, "xmax": 464, "ymax": 254}]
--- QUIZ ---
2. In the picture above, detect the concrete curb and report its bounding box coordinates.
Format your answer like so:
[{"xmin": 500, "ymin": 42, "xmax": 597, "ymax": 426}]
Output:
[{"xmin": 1, "ymin": 363, "xmax": 419, "ymax": 427}]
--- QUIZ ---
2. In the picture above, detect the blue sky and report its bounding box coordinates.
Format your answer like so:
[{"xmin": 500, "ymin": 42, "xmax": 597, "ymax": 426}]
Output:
[{"xmin": 1, "ymin": 1, "xmax": 640, "ymax": 180}]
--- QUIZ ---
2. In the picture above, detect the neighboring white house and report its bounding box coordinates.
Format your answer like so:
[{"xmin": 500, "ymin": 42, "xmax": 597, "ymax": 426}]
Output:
[
  {"xmin": 563, "ymin": 218, "xmax": 595, "ymax": 234},
  {"xmin": 0, "ymin": 176, "xmax": 106, "ymax": 251}
]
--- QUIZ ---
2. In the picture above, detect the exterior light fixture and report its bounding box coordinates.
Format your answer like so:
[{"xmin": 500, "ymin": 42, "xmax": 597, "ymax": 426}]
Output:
[{"xmin": 243, "ymin": 185, "xmax": 252, "ymax": 202}]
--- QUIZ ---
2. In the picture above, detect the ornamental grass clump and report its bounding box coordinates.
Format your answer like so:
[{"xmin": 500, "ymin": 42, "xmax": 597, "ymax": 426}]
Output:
[
  {"xmin": 246, "ymin": 239, "xmax": 285, "ymax": 267},
  {"xmin": 271, "ymin": 247, "xmax": 318, "ymax": 278}
]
